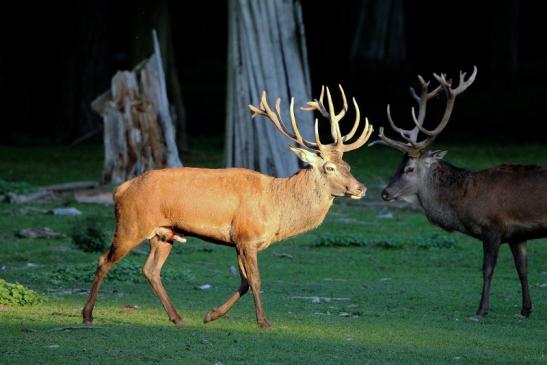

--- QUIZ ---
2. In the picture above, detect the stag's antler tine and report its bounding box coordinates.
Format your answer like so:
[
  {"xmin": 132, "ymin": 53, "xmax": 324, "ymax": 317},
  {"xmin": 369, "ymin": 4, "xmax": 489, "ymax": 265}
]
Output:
[
  {"xmin": 342, "ymin": 97, "xmax": 361, "ymax": 142},
  {"xmin": 368, "ymin": 126, "xmax": 410, "ymax": 153},
  {"xmin": 340, "ymin": 96, "xmax": 374, "ymax": 153},
  {"xmin": 289, "ymin": 97, "xmax": 302, "ymax": 141},
  {"xmin": 298, "ymin": 84, "xmax": 374, "ymax": 154},
  {"xmin": 420, "ymin": 66, "xmax": 477, "ymax": 138},
  {"xmin": 451, "ymin": 65, "xmax": 477, "ymax": 95},
  {"xmin": 371, "ymin": 67, "xmax": 477, "ymax": 155},
  {"xmin": 251, "ymin": 91, "xmax": 318, "ymax": 150},
  {"xmin": 300, "ymin": 86, "xmax": 329, "ymax": 117},
  {"xmin": 324, "ymin": 86, "xmax": 343, "ymax": 144},
  {"xmin": 335, "ymin": 84, "xmax": 348, "ymax": 121},
  {"xmin": 386, "ymin": 104, "xmax": 419, "ymax": 145},
  {"xmin": 313, "ymin": 117, "xmax": 326, "ymax": 151}
]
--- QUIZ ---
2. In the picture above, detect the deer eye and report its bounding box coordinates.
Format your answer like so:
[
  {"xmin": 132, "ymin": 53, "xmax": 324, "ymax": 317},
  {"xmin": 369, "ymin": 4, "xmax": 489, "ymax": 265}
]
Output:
[
  {"xmin": 325, "ymin": 164, "xmax": 336, "ymax": 173},
  {"xmin": 404, "ymin": 167, "xmax": 415, "ymax": 173}
]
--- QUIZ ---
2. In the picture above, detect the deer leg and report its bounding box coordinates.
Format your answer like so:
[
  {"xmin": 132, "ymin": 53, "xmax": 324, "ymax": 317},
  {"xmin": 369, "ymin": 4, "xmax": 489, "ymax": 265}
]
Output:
[
  {"xmin": 82, "ymin": 243, "xmax": 133, "ymax": 324},
  {"xmin": 204, "ymin": 253, "xmax": 249, "ymax": 324},
  {"xmin": 509, "ymin": 240, "xmax": 532, "ymax": 318},
  {"xmin": 143, "ymin": 237, "xmax": 182, "ymax": 325},
  {"xmin": 239, "ymin": 246, "xmax": 271, "ymax": 328},
  {"xmin": 472, "ymin": 237, "xmax": 501, "ymax": 320}
]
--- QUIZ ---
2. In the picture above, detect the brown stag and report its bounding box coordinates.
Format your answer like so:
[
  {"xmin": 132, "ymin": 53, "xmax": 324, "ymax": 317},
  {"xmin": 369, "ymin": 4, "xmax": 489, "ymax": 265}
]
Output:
[
  {"xmin": 371, "ymin": 66, "xmax": 547, "ymax": 320},
  {"xmin": 82, "ymin": 86, "xmax": 373, "ymax": 328}
]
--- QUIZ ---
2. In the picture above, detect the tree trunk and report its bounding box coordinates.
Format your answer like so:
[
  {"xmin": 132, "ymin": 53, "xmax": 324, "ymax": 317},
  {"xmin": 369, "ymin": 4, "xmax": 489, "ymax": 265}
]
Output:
[
  {"xmin": 351, "ymin": 0, "xmax": 406, "ymax": 65},
  {"xmin": 490, "ymin": 0, "xmax": 519, "ymax": 82},
  {"xmin": 225, "ymin": 0, "xmax": 313, "ymax": 177},
  {"xmin": 93, "ymin": 31, "xmax": 182, "ymax": 185}
]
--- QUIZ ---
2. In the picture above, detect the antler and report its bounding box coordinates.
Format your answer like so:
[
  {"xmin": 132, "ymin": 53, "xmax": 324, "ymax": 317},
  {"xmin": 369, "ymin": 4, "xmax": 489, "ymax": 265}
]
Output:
[
  {"xmin": 249, "ymin": 85, "xmax": 374, "ymax": 155},
  {"xmin": 249, "ymin": 91, "xmax": 322, "ymax": 151},
  {"xmin": 300, "ymin": 84, "xmax": 374, "ymax": 153},
  {"xmin": 370, "ymin": 66, "xmax": 477, "ymax": 155}
]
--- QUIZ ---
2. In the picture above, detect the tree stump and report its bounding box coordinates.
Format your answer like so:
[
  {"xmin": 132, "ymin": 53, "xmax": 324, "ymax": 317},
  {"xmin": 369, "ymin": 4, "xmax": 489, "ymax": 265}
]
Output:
[{"xmin": 92, "ymin": 30, "xmax": 182, "ymax": 184}]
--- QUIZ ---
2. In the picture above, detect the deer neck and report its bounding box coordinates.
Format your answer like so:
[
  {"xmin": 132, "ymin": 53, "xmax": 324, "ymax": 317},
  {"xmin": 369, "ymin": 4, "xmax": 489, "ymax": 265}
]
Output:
[
  {"xmin": 417, "ymin": 161, "xmax": 472, "ymax": 232},
  {"xmin": 270, "ymin": 167, "xmax": 334, "ymax": 240}
]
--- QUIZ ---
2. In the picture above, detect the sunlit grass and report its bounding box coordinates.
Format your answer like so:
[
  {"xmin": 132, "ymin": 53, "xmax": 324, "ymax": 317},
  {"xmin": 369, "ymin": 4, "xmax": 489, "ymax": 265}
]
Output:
[{"xmin": 1, "ymin": 142, "xmax": 546, "ymax": 364}]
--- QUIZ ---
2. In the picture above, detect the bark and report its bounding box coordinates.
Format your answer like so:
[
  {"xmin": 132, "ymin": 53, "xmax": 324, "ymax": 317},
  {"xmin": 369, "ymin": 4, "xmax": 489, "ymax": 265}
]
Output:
[
  {"xmin": 490, "ymin": 0, "xmax": 519, "ymax": 82},
  {"xmin": 351, "ymin": 0, "xmax": 406, "ymax": 65},
  {"xmin": 93, "ymin": 31, "xmax": 182, "ymax": 185},
  {"xmin": 226, "ymin": 0, "xmax": 314, "ymax": 177}
]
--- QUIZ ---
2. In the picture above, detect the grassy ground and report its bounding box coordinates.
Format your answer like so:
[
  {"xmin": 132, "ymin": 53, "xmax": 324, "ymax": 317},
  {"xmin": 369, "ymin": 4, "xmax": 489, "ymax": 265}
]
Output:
[{"xmin": 0, "ymin": 140, "xmax": 546, "ymax": 364}]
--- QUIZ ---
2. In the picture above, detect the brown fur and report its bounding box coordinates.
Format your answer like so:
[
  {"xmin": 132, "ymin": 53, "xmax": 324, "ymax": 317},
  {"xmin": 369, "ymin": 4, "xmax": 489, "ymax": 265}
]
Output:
[{"xmin": 82, "ymin": 163, "xmax": 363, "ymax": 328}]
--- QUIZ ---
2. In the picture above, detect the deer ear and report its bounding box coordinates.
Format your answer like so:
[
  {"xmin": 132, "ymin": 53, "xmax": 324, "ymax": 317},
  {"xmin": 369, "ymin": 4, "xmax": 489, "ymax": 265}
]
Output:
[
  {"xmin": 424, "ymin": 150, "xmax": 447, "ymax": 167},
  {"xmin": 288, "ymin": 146, "xmax": 322, "ymax": 166},
  {"xmin": 431, "ymin": 150, "xmax": 447, "ymax": 160}
]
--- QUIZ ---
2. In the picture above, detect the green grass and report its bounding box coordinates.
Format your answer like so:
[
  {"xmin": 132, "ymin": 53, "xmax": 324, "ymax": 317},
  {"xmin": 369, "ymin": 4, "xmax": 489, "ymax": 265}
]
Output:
[{"xmin": 0, "ymin": 141, "xmax": 546, "ymax": 364}]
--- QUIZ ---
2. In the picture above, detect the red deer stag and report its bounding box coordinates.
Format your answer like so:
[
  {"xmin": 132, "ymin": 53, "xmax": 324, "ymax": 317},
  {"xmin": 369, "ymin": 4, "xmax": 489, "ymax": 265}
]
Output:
[
  {"xmin": 82, "ymin": 86, "xmax": 373, "ymax": 328},
  {"xmin": 371, "ymin": 66, "xmax": 547, "ymax": 320}
]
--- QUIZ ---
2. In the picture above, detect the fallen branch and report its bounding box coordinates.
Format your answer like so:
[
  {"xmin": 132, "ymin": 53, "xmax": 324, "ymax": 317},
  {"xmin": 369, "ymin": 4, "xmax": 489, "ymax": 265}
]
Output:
[
  {"xmin": 16, "ymin": 227, "xmax": 65, "ymax": 239},
  {"xmin": 40, "ymin": 181, "xmax": 99, "ymax": 192},
  {"xmin": 272, "ymin": 252, "xmax": 294, "ymax": 259},
  {"xmin": 5, "ymin": 190, "xmax": 54, "ymax": 203},
  {"xmin": 21, "ymin": 325, "xmax": 104, "ymax": 333},
  {"xmin": 290, "ymin": 296, "xmax": 351, "ymax": 303}
]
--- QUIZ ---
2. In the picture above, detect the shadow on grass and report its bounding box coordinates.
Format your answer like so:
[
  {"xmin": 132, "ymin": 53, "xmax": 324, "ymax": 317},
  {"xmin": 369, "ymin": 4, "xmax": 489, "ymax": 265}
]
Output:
[{"xmin": 1, "ymin": 300, "xmax": 546, "ymax": 365}]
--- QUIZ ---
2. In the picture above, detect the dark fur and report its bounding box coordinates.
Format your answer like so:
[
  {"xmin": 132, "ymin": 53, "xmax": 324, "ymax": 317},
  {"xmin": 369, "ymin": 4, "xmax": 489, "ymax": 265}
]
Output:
[{"xmin": 386, "ymin": 158, "xmax": 547, "ymax": 318}]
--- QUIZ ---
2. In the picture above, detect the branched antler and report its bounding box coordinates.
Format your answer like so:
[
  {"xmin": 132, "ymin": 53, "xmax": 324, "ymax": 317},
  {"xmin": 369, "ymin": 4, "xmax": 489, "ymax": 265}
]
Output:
[
  {"xmin": 249, "ymin": 85, "xmax": 373, "ymax": 155},
  {"xmin": 370, "ymin": 66, "xmax": 477, "ymax": 155}
]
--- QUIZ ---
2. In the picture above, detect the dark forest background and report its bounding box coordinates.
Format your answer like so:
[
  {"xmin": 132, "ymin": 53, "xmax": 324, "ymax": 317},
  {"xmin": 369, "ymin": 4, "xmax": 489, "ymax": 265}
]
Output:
[{"xmin": 1, "ymin": 0, "xmax": 545, "ymax": 146}]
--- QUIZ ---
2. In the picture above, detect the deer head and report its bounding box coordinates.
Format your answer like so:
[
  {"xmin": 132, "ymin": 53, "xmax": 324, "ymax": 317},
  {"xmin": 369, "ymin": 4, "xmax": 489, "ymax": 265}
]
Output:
[
  {"xmin": 249, "ymin": 85, "xmax": 374, "ymax": 199},
  {"xmin": 370, "ymin": 66, "xmax": 477, "ymax": 201}
]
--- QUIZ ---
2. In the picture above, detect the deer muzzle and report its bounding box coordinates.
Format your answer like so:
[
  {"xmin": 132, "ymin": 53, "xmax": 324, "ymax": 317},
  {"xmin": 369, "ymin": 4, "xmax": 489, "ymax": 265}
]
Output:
[
  {"xmin": 347, "ymin": 183, "xmax": 366, "ymax": 199},
  {"xmin": 381, "ymin": 188, "xmax": 395, "ymax": 202}
]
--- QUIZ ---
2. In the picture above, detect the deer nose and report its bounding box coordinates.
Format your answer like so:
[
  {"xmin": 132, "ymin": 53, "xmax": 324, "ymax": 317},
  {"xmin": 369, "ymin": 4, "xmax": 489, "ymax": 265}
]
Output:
[
  {"xmin": 381, "ymin": 189, "xmax": 390, "ymax": 201},
  {"xmin": 355, "ymin": 184, "xmax": 366, "ymax": 196}
]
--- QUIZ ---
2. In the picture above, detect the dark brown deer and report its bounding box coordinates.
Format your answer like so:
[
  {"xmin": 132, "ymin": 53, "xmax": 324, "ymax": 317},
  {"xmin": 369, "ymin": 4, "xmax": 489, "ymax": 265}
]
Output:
[
  {"xmin": 82, "ymin": 86, "xmax": 373, "ymax": 328},
  {"xmin": 371, "ymin": 66, "xmax": 547, "ymax": 320}
]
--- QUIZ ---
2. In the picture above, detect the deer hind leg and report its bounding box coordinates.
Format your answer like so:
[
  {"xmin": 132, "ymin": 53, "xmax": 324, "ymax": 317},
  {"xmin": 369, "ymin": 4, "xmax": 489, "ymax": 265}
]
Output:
[
  {"xmin": 82, "ymin": 240, "xmax": 135, "ymax": 324},
  {"xmin": 509, "ymin": 240, "xmax": 532, "ymax": 318},
  {"xmin": 204, "ymin": 252, "xmax": 250, "ymax": 324},
  {"xmin": 143, "ymin": 236, "xmax": 182, "ymax": 325},
  {"xmin": 472, "ymin": 236, "xmax": 501, "ymax": 321}
]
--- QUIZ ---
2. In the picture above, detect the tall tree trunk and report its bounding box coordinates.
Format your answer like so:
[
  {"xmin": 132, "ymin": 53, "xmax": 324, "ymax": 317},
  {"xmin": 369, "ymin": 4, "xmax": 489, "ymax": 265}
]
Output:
[
  {"xmin": 351, "ymin": 0, "xmax": 406, "ymax": 65},
  {"xmin": 490, "ymin": 0, "xmax": 519, "ymax": 82},
  {"xmin": 226, "ymin": 0, "xmax": 313, "ymax": 177},
  {"xmin": 56, "ymin": 1, "xmax": 110, "ymax": 142}
]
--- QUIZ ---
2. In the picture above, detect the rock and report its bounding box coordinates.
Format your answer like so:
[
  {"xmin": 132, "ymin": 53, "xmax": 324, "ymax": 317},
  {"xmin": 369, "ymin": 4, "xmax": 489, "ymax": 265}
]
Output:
[
  {"xmin": 16, "ymin": 227, "xmax": 66, "ymax": 239},
  {"xmin": 195, "ymin": 284, "xmax": 212, "ymax": 290},
  {"xmin": 50, "ymin": 207, "xmax": 82, "ymax": 216}
]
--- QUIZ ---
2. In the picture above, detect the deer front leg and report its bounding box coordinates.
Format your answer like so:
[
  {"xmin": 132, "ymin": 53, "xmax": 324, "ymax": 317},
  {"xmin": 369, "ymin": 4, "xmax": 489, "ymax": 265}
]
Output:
[
  {"xmin": 239, "ymin": 245, "xmax": 271, "ymax": 328},
  {"xmin": 204, "ymin": 253, "xmax": 249, "ymax": 323},
  {"xmin": 509, "ymin": 240, "xmax": 532, "ymax": 318},
  {"xmin": 471, "ymin": 237, "xmax": 501, "ymax": 321}
]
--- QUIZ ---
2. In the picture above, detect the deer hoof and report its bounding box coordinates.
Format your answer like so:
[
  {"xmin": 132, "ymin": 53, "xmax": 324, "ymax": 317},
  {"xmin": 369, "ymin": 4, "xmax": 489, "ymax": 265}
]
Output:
[
  {"xmin": 203, "ymin": 311, "xmax": 217, "ymax": 324},
  {"xmin": 257, "ymin": 320, "xmax": 272, "ymax": 329},
  {"xmin": 468, "ymin": 314, "xmax": 483, "ymax": 322},
  {"xmin": 520, "ymin": 307, "xmax": 532, "ymax": 317},
  {"xmin": 171, "ymin": 317, "xmax": 184, "ymax": 326}
]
